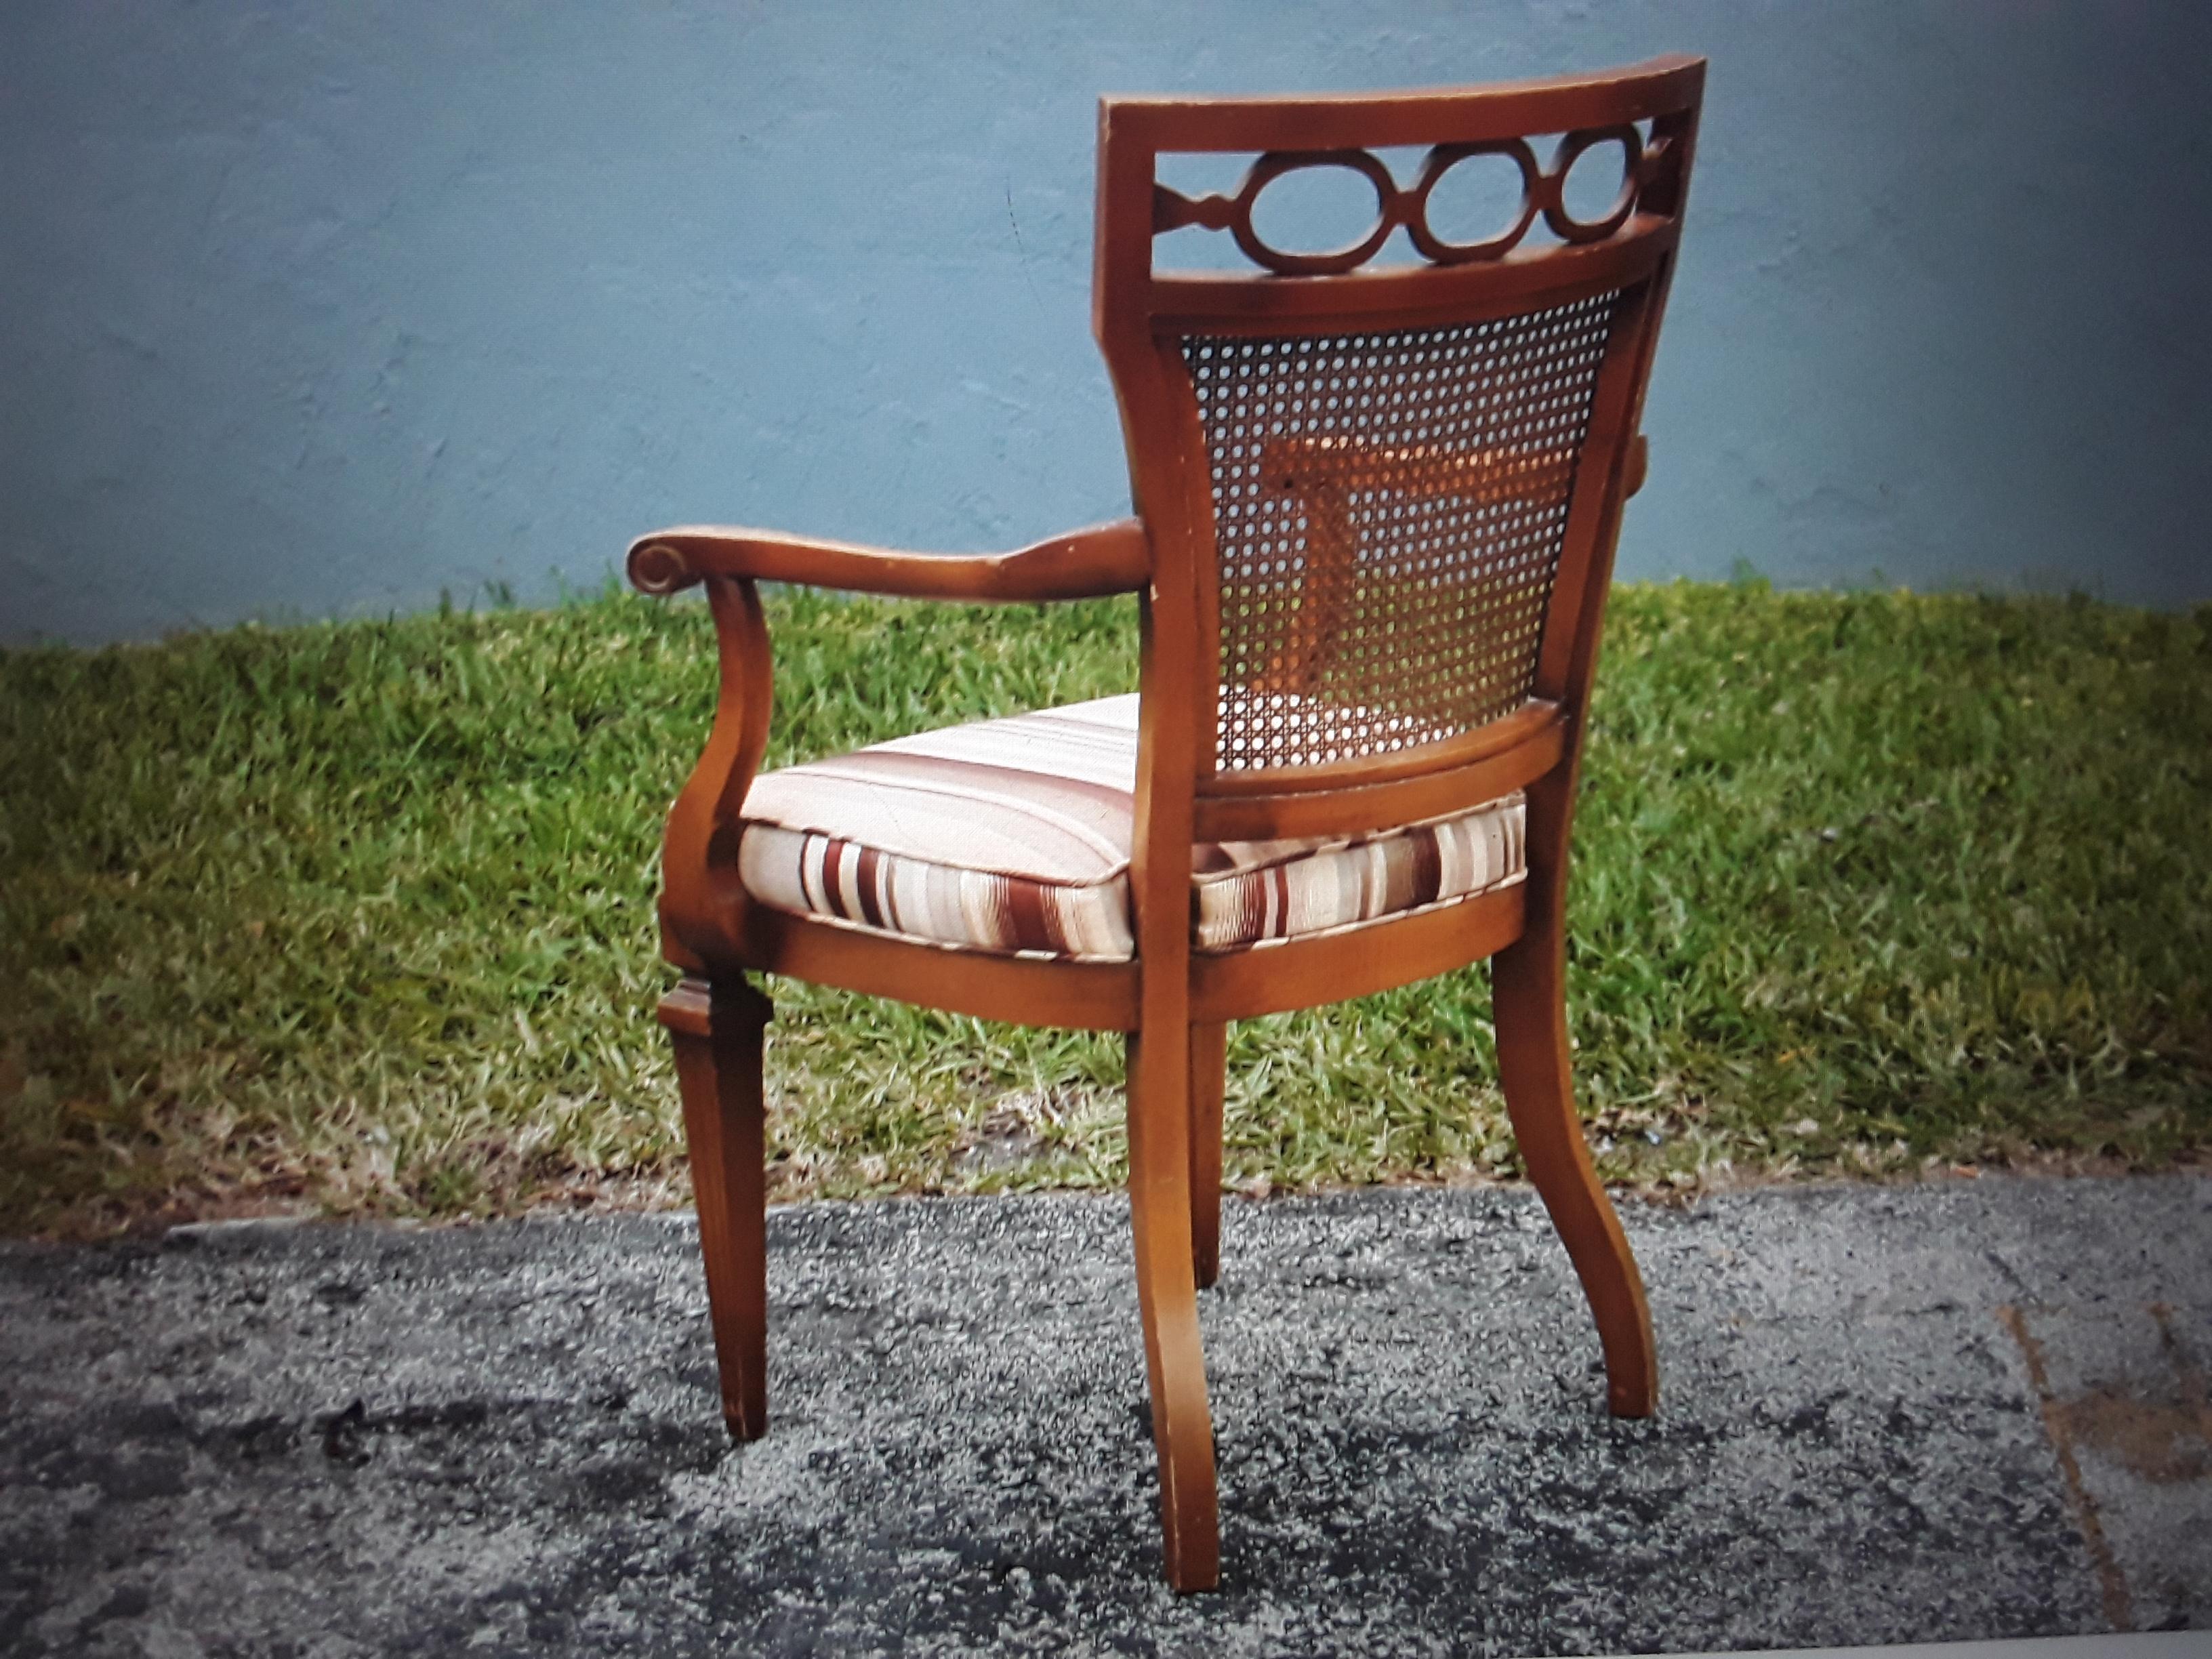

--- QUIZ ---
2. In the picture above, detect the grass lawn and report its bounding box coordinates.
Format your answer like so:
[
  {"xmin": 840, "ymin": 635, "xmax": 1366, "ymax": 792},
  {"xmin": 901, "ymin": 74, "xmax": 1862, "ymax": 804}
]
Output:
[{"xmin": 3, "ymin": 581, "xmax": 2208, "ymax": 1237}]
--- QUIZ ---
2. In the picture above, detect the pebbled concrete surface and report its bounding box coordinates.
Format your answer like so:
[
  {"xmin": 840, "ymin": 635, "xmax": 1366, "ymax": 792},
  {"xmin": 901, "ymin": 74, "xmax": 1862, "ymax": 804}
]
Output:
[{"xmin": 2, "ymin": 1174, "xmax": 2206, "ymax": 1657}]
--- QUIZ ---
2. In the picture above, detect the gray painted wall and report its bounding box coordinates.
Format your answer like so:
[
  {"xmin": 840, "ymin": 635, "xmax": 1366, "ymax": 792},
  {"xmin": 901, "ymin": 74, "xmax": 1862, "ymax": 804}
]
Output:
[{"xmin": 3, "ymin": 2, "xmax": 2207, "ymax": 644}]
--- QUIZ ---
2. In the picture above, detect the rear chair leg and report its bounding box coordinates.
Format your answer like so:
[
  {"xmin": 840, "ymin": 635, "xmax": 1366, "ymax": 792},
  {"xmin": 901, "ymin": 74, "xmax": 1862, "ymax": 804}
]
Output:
[
  {"xmin": 1189, "ymin": 1021, "xmax": 1228, "ymax": 1290},
  {"xmin": 661, "ymin": 975, "xmax": 774, "ymax": 1440},
  {"xmin": 1126, "ymin": 1024, "xmax": 1222, "ymax": 1592},
  {"xmin": 1491, "ymin": 927, "xmax": 1659, "ymax": 1418}
]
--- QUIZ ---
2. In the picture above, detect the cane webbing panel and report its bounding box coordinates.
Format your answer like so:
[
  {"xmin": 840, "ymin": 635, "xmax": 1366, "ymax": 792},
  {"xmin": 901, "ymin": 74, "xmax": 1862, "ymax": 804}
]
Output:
[{"xmin": 1183, "ymin": 292, "xmax": 1622, "ymax": 771}]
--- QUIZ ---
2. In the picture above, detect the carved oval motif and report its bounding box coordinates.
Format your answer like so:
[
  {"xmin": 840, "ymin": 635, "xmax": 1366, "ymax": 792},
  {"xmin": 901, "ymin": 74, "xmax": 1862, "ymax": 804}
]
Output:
[
  {"xmin": 1408, "ymin": 139, "xmax": 1540, "ymax": 264},
  {"xmin": 1151, "ymin": 124, "xmax": 1660, "ymax": 276},
  {"xmin": 1543, "ymin": 125, "xmax": 1643, "ymax": 244},
  {"xmin": 1231, "ymin": 150, "xmax": 1399, "ymax": 276}
]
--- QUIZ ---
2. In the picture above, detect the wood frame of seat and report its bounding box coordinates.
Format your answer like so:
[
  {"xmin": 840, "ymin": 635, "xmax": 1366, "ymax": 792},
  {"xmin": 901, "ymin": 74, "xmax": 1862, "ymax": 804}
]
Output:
[{"xmin": 625, "ymin": 55, "xmax": 1704, "ymax": 1593}]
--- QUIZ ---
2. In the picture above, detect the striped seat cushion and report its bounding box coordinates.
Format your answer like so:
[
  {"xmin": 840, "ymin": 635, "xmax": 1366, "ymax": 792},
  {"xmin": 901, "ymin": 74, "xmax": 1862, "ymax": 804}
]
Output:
[{"xmin": 736, "ymin": 695, "xmax": 1525, "ymax": 962}]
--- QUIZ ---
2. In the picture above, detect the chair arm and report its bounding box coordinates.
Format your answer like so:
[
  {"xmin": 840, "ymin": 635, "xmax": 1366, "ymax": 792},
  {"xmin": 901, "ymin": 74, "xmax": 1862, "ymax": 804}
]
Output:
[
  {"xmin": 633, "ymin": 516, "xmax": 1147, "ymax": 968},
  {"xmin": 626, "ymin": 518, "xmax": 1150, "ymax": 603}
]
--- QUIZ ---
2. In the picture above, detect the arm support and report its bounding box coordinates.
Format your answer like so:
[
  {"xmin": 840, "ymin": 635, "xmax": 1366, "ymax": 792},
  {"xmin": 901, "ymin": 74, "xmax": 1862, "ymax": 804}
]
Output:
[
  {"xmin": 628, "ymin": 517, "xmax": 1151, "ymax": 602},
  {"xmin": 655, "ymin": 574, "xmax": 773, "ymax": 970}
]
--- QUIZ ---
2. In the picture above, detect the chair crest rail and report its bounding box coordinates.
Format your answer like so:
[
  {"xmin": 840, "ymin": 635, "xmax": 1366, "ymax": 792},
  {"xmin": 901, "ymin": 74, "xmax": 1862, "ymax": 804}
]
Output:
[{"xmin": 1152, "ymin": 125, "xmax": 1675, "ymax": 277}]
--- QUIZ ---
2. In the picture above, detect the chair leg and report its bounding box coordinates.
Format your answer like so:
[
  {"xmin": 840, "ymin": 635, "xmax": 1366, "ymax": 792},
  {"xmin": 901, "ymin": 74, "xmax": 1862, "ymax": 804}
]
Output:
[
  {"xmin": 1125, "ymin": 1025, "xmax": 1221, "ymax": 1591},
  {"xmin": 1491, "ymin": 926, "xmax": 1659, "ymax": 1418},
  {"xmin": 1189, "ymin": 1021, "xmax": 1227, "ymax": 1290},
  {"xmin": 660, "ymin": 974, "xmax": 774, "ymax": 1441}
]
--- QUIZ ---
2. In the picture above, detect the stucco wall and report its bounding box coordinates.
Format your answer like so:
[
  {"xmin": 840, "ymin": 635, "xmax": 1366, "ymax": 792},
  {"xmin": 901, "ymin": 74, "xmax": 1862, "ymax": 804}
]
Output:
[{"xmin": 3, "ymin": 2, "xmax": 2207, "ymax": 644}]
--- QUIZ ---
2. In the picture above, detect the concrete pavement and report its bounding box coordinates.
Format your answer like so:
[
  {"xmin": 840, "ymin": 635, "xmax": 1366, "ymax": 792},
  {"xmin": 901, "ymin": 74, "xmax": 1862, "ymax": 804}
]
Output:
[{"xmin": 3, "ymin": 1173, "xmax": 2207, "ymax": 1656}]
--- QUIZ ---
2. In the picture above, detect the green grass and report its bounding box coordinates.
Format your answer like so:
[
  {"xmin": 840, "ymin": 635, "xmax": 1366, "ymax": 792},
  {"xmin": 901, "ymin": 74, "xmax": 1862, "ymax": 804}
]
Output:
[{"xmin": 3, "ymin": 582, "xmax": 2207, "ymax": 1237}]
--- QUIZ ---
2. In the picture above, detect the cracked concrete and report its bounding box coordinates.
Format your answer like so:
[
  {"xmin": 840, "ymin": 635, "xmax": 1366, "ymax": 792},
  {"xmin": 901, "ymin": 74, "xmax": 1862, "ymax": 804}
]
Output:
[{"xmin": 2, "ymin": 1173, "xmax": 2206, "ymax": 1656}]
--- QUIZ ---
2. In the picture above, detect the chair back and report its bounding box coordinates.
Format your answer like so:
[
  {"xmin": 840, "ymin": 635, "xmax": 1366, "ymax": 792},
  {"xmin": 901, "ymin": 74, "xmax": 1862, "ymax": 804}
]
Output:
[{"xmin": 1092, "ymin": 57, "xmax": 1704, "ymax": 847}]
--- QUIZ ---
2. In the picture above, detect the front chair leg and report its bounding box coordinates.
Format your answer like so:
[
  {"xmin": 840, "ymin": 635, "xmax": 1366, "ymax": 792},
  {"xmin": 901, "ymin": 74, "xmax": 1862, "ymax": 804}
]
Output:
[
  {"xmin": 1125, "ymin": 1025, "xmax": 1221, "ymax": 1592},
  {"xmin": 1490, "ymin": 927, "xmax": 1659, "ymax": 1418},
  {"xmin": 661, "ymin": 975, "xmax": 775, "ymax": 1441},
  {"xmin": 1189, "ymin": 1021, "xmax": 1228, "ymax": 1290}
]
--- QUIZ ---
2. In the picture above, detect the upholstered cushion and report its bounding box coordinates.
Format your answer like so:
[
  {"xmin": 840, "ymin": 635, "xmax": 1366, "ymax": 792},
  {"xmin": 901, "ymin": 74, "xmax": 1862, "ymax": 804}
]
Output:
[{"xmin": 736, "ymin": 695, "xmax": 1524, "ymax": 962}]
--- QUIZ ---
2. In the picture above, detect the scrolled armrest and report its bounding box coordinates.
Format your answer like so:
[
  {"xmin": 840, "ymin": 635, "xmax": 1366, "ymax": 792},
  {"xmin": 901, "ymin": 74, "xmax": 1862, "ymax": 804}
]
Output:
[
  {"xmin": 627, "ymin": 517, "xmax": 1150, "ymax": 603},
  {"xmin": 635, "ymin": 515, "xmax": 1147, "ymax": 969}
]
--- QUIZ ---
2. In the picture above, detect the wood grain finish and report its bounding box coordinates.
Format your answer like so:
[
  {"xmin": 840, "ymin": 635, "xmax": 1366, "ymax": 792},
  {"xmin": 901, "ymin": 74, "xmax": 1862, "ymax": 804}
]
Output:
[
  {"xmin": 1191, "ymin": 707, "xmax": 1566, "ymax": 844},
  {"xmin": 628, "ymin": 517, "xmax": 1149, "ymax": 604},
  {"xmin": 1105, "ymin": 56, "xmax": 1703, "ymax": 152},
  {"xmin": 1188, "ymin": 1021, "xmax": 1228, "ymax": 1290},
  {"xmin": 1190, "ymin": 882, "xmax": 1526, "ymax": 1023},
  {"xmin": 1492, "ymin": 778, "xmax": 1658, "ymax": 1417},
  {"xmin": 741, "ymin": 905, "xmax": 1139, "ymax": 1031},
  {"xmin": 1262, "ymin": 436, "xmax": 1580, "ymax": 509},
  {"xmin": 1149, "ymin": 115, "xmax": 1658, "ymax": 277},
  {"xmin": 661, "ymin": 977, "xmax": 773, "ymax": 1439},
  {"xmin": 1149, "ymin": 216, "xmax": 1676, "ymax": 332},
  {"xmin": 628, "ymin": 53, "xmax": 1704, "ymax": 1592}
]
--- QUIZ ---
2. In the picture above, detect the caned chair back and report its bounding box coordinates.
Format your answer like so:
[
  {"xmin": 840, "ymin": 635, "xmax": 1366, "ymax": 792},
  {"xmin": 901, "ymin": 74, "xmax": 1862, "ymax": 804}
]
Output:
[{"xmin": 1091, "ymin": 57, "xmax": 1703, "ymax": 851}]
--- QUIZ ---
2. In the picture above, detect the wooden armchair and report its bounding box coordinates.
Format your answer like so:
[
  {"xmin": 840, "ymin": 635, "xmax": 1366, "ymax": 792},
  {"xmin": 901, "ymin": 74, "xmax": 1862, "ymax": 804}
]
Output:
[{"xmin": 626, "ymin": 56, "xmax": 1704, "ymax": 1592}]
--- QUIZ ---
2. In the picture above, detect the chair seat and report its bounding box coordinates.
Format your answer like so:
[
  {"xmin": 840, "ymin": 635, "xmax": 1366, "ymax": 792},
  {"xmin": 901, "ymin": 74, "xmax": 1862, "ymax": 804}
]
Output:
[{"xmin": 735, "ymin": 695, "xmax": 1525, "ymax": 962}]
